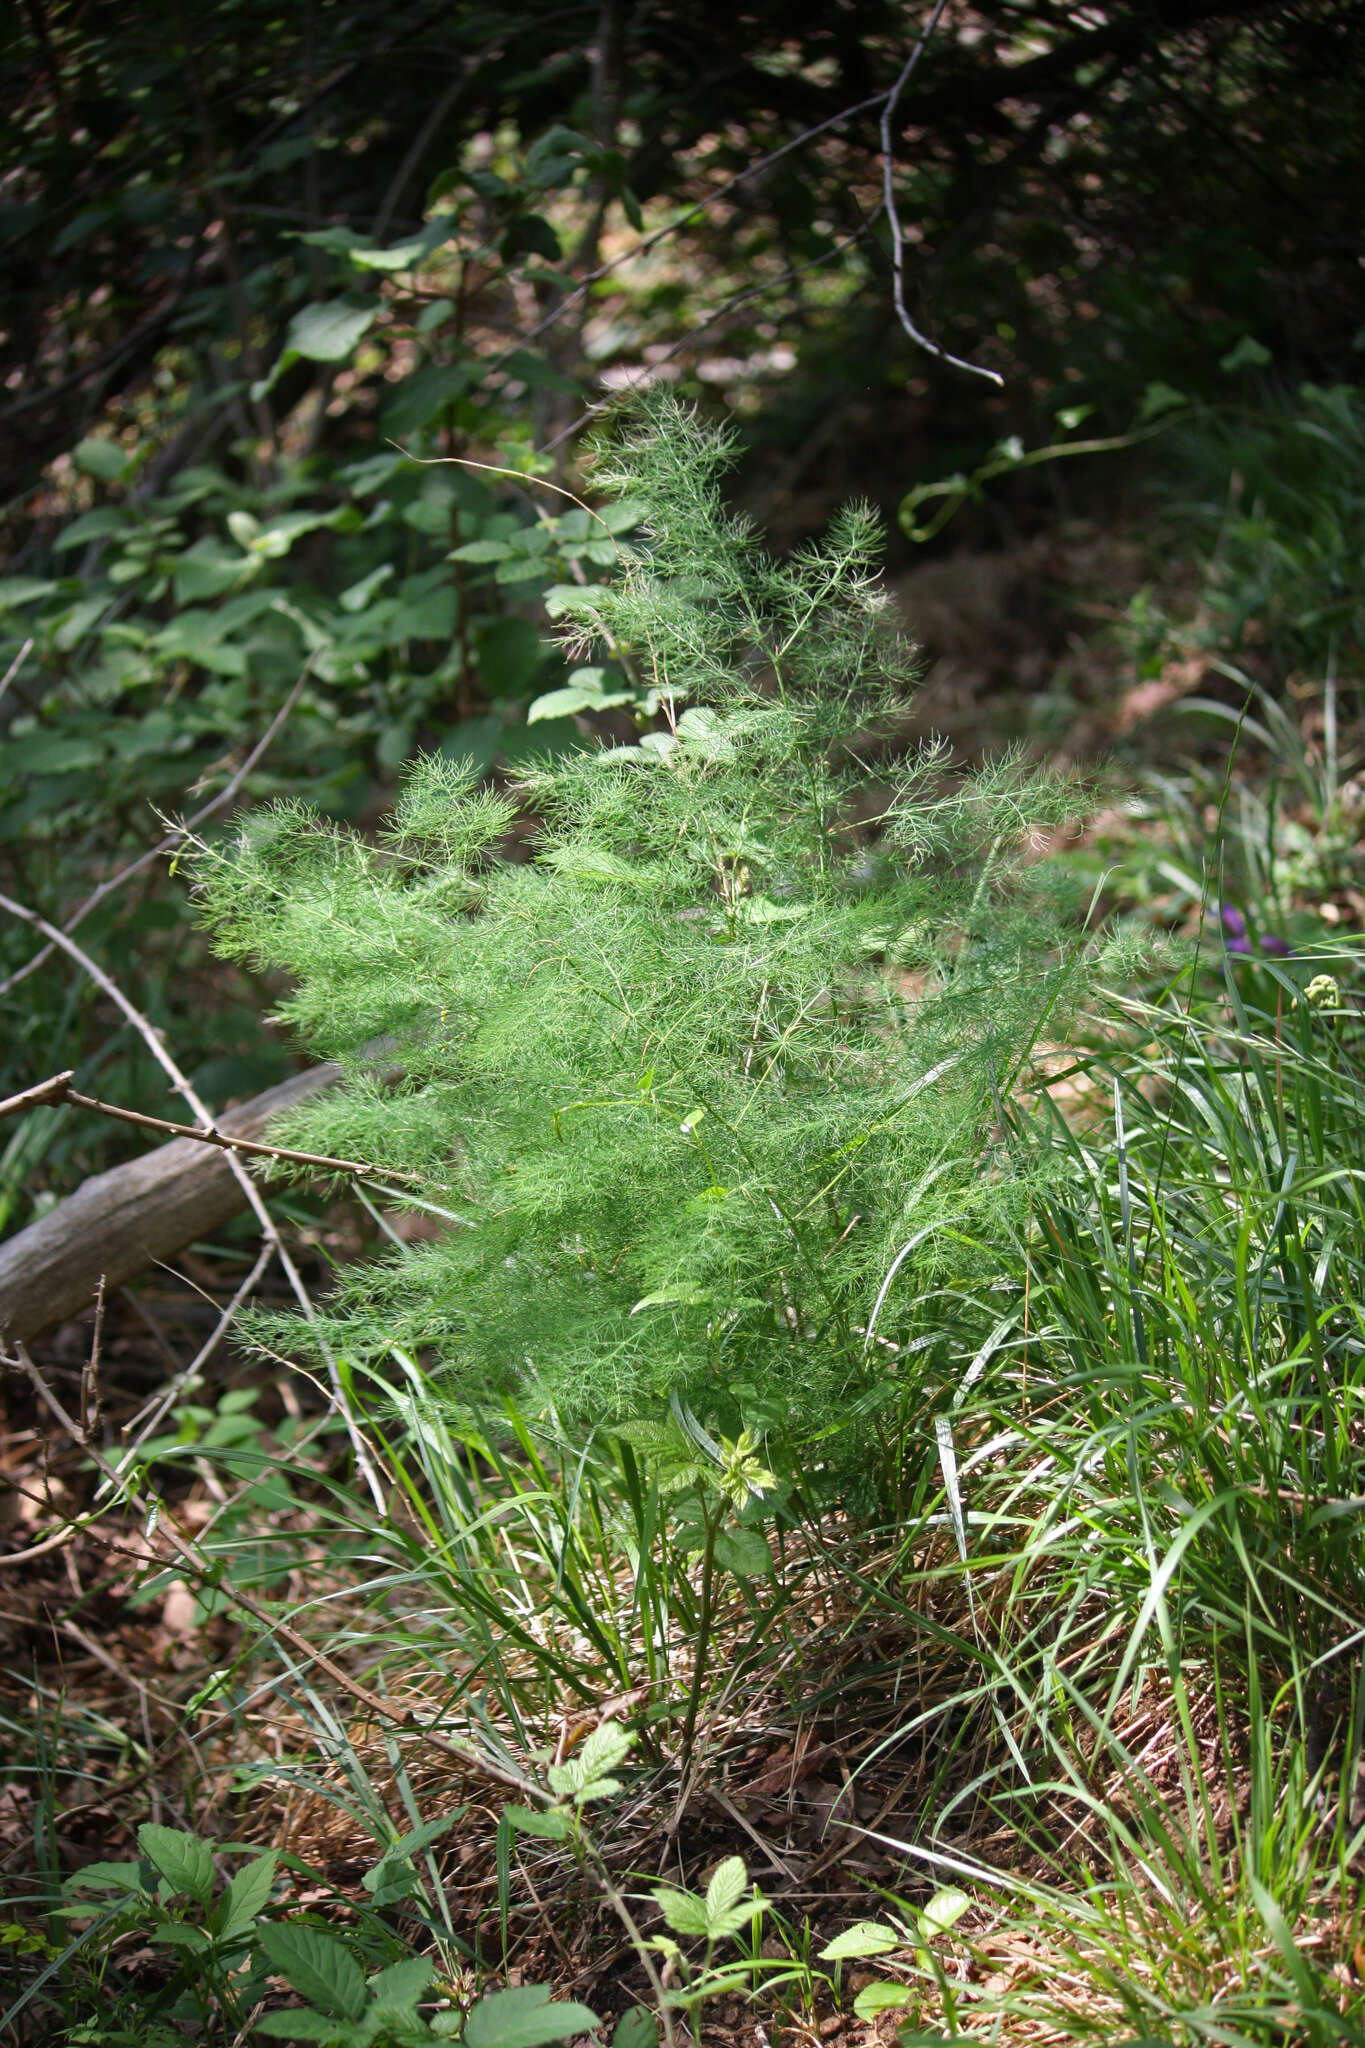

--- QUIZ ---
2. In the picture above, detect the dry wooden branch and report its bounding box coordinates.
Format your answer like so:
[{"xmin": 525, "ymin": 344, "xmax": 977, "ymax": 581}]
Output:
[
  {"xmin": 0, "ymin": 1062, "xmax": 340, "ymax": 1344},
  {"xmin": 0, "ymin": 885, "xmax": 385, "ymax": 1505},
  {"xmin": 0, "ymin": 1069, "xmax": 426, "ymax": 1185}
]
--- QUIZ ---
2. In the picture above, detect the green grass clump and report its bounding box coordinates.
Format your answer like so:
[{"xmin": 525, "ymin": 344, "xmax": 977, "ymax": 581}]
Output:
[{"xmin": 193, "ymin": 397, "xmax": 1086, "ymax": 1443}]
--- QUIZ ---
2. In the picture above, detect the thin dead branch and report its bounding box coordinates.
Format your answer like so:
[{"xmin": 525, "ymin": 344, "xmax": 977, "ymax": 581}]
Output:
[
  {"xmin": 0, "ymin": 887, "xmax": 385, "ymax": 1510},
  {"xmin": 880, "ymin": 1, "xmax": 1003, "ymax": 387},
  {"xmin": 0, "ymin": 1069, "xmax": 429, "ymax": 1187}
]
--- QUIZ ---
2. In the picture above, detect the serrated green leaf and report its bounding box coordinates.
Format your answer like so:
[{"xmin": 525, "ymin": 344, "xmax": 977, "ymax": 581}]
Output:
[
  {"xmin": 600, "ymin": 498, "xmax": 648, "ymax": 535},
  {"xmin": 367, "ymin": 1955, "xmax": 435, "ymax": 2005},
  {"xmin": 852, "ymin": 1982, "xmax": 913, "ymax": 2022},
  {"xmin": 256, "ymin": 1922, "xmax": 368, "ymax": 2022},
  {"xmin": 612, "ymin": 2008, "xmax": 657, "ymax": 2048},
  {"xmin": 504, "ymin": 1803, "xmax": 573, "ymax": 1840},
  {"xmin": 148, "ymin": 1921, "xmax": 210, "ymax": 1950},
  {"xmin": 917, "ymin": 1887, "xmax": 970, "ymax": 1941},
  {"xmin": 464, "ymin": 1986, "xmax": 600, "ymax": 2048},
  {"xmin": 703, "ymin": 1857, "xmax": 748, "ymax": 1928},
  {"xmin": 712, "ymin": 1527, "xmax": 774, "ymax": 1578},
  {"xmin": 137, "ymin": 1825, "xmax": 215, "ymax": 1907},
  {"xmin": 63, "ymin": 1861, "xmax": 145, "ymax": 1895},
  {"xmin": 218, "ymin": 1850, "xmax": 277, "ymax": 1938},
  {"xmin": 652, "ymin": 1887, "xmax": 710, "ymax": 1938},
  {"xmin": 528, "ymin": 684, "xmax": 634, "ymax": 724},
  {"xmin": 819, "ymin": 1919, "xmax": 901, "ymax": 1961},
  {"xmin": 252, "ymin": 2012, "xmax": 349, "ymax": 2042}
]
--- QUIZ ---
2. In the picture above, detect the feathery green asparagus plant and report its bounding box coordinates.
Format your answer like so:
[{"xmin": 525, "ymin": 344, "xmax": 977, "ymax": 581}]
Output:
[{"xmin": 195, "ymin": 397, "xmax": 1091, "ymax": 1451}]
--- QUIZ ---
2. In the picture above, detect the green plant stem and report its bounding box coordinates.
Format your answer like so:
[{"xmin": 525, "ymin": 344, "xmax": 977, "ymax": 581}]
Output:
[{"xmin": 679, "ymin": 1488, "xmax": 720, "ymax": 1770}]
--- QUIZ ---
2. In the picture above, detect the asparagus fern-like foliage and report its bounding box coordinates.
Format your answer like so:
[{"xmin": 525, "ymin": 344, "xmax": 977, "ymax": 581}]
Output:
[{"xmin": 195, "ymin": 397, "xmax": 1087, "ymax": 1442}]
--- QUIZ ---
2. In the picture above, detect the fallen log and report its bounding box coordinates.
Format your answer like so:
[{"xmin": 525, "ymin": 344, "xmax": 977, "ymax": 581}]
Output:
[{"xmin": 0, "ymin": 1064, "xmax": 340, "ymax": 1344}]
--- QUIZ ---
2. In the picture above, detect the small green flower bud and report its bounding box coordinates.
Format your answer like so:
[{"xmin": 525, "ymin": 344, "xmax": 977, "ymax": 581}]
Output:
[{"xmin": 1305, "ymin": 973, "xmax": 1340, "ymax": 1011}]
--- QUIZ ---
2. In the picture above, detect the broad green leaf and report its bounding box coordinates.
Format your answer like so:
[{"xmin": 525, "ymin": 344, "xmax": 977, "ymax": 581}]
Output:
[
  {"xmin": 52, "ymin": 508, "xmax": 130, "ymax": 551},
  {"xmin": 1138, "ymin": 380, "xmax": 1186, "ymax": 421},
  {"xmin": 1220, "ymin": 334, "xmax": 1272, "ymax": 373},
  {"xmin": 252, "ymin": 2012, "xmax": 350, "ymax": 2042},
  {"xmin": 600, "ymin": 498, "xmax": 648, "ymax": 535},
  {"xmin": 450, "ymin": 539, "xmax": 512, "ymax": 563},
  {"xmin": 256, "ymin": 1921, "xmax": 368, "ymax": 2021},
  {"xmin": 495, "ymin": 555, "xmax": 552, "ymax": 584},
  {"xmin": 712, "ymin": 1527, "xmax": 774, "ymax": 1579},
  {"xmin": 464, "ymin": 1986, "xmax": 600, "ymax": 2048},
  {"xmin": 285, "ymin": 297, "xmax": 378, "ymax": 363},
  {"xmin": 348, "ymin": 238, "xmax": 429, "ymax": 271},
  {"xmin": 820, "ymin": 1920, "xmax": 901, "ymax": 1961},
  {"xmin": 851, "ymin": 1982, "xmax": 914, "ymax": 2022},
  {"xmin": 73, "ymin": 438, "xmax": 133, "ymax": 481},
  {"xmin": 137, "ymin": 1824, "xmax": 215, "ymax": 1907},
  {"xmin": 0, "ymin": 576, "xmax": 57, "ymax": 609},
  {"xmin": 737, "ymin": 894, "xmax": 807, "ymax": 925},
  {"xmin": 6, "ymin": 731, "xmax": 105, "ymax": 776},
  {"xmin": 253, "ymin": 297, "xmax": 377, "ymax": 395},
  {"xmin": 53, "ymin": 595, "xmax": 106, "ymax": 648},
  {"xmin": 217, "ymin": 1850, "xmax": 278, "ymax": 1938},
  {"xmin": 504, "ymin": 1803, "xmax": 573, "ymax": 1840},
  {"xmin": 612, "ymin": 2009, "xmax": 657, "ymax": 2048},
  {"xmin": 174, "ymin": 539, "xmax": 253, "ymax": 601},
  {"xmin": 63, "ymin": 1861, "xmax": 144, "ymax": 1895},
  {"xmin": 340, "ymin": 564, "xmax": 395, "ymax": 613},
  {"xmin": 542, "ymin": 582, "xmax": 603, "ymax": 619},
  {"xmin": 652, "ymin": 1887, "xmax": 709, "ymax": 1939},
  {"xmin": 548, "ymin": 1753, "xmax": 626, "ymax": 1802},
  {"xmin": 528, "ymin": 672, "xmax": 634, "ymax": 723},
  {"xmin": 704, "ymin": 1856, "xmax": 750, "ymax": 1930},
  {"xmin": 292, "ymin": 225, "xmax": 369, "ymax": 256},
  {"xmin": 149, "ymin": 1922, "xmax": 210, "ymax": 1950},
  {"xmin": 917, "ymin": 1887, "xmax": 970, "ymax": 1941},
  {"xmin": 367, "ymin": 1955, "xmax": 435, "ymax": 2005}
]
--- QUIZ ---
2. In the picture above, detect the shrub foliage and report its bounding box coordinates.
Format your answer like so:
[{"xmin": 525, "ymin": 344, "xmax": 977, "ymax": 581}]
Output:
[{"xmin": 196, "ymin": 400, "xmax": 1085, "ymax": 1435}]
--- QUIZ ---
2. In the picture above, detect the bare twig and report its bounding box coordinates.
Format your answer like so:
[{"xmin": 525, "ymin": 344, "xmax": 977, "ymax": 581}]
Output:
[
  {"xmin": 0, "ymin": 889, "xmax": 386, "ymax": 1511},
  {"xmin": 880, "ymin": 1, "xmax": 1003, "ymax": 387},
  {"xmin": 539, "ymin": 213, "xmax": 883, "ymax": 455},
  {"xmin": 484, "ymin": 88, "xmax": 891, "ymax": 386},
  {"xmin": 0, "ymin": 658, "xmax": 314, "ymax": 1001},
  {"xmin": 0, "ymin": 636, "xmax": 33, "ymax": 710},
  {"xmin": 0, "ymin": 1069, "xmax": 429, "ymax": 1186}
]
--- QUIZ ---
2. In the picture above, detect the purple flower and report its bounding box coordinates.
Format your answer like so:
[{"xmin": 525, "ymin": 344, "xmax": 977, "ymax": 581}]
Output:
[{"xmin": 1218, "ymin": 901, "xmax": 1294, "ymax": 958}]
